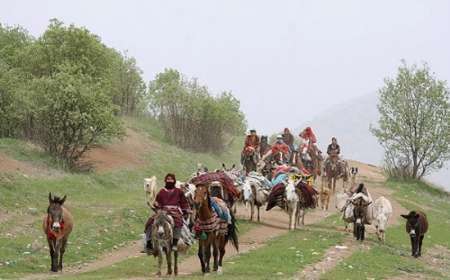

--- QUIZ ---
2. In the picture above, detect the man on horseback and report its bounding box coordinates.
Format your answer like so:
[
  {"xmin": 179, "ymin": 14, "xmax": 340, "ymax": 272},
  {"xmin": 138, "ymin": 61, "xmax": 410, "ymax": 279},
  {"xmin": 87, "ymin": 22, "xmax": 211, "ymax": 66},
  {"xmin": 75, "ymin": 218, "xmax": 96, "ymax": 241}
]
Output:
[
  {"xmin": 241, "ymin": 129, "xmax": 260, "ymax": 164},
  {"xmin": 266, "ymin": 135, "xmax": 290, "ymax": 163},
  {"xmin": 282, "ymin": 128, "xmax": 295, "ymax": 153},
  {"xmin": 144, "ymin": 173, "xmax": 191, "ymax": 252},
  {"xmin": 325, "ymin": 137, "xmax": 341, "ymax": 166}
]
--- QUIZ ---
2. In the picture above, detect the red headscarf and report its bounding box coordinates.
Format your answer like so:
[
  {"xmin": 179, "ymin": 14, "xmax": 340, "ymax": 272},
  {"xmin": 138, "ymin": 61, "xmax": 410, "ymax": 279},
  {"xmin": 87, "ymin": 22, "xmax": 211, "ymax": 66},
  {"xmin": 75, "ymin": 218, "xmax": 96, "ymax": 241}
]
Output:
[{"xmin": 300, "ymin": 127, "xmax": 317, "ymax": 143}]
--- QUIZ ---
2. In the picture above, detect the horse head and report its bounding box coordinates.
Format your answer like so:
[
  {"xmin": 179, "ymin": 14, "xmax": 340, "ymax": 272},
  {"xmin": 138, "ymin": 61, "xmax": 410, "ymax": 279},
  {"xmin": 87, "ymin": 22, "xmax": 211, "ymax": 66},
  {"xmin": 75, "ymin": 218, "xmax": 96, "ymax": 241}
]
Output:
[{"xmin": 47, "ymin": 192, "xmax": 67, "ymax": 233}]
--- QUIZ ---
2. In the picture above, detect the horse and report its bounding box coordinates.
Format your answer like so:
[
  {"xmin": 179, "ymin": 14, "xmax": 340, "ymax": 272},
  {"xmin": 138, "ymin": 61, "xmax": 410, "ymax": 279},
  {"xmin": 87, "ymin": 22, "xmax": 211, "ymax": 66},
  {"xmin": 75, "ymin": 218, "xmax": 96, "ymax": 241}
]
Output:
[
  {"xmin": 293, "ymin": 146, "xmax": 323, "ymax": 180},
  {"xmin": 151, "ymin": 210, "xmax": 178, "ymax": 276},
  {"xmin": 242, "ymin": 179, "xmax": 269, "ymax": 222},
  {"xmin": 324, "ymin": 156, "xmax": 349, "ymax": 193},
  {"xmin": 401, "ymin": 211, "xmax": 428, "ymax": 258},
  {"xmin": 352, "ymin": 197, "xmax": 372, "ymax": 241},
  {"xmin": 144, "ymin": 176, "xmax": 157, "ymax": 209},
  {"xmin": 43, "ymin": 193, "xmax": 73, "ymax": 272},
  {"xmin": 193, "ymin": 184, "xmax": 239, "ymax": 274},
  {"xmin": 242, "ymin": 147, "xmax": 258, "ymax": 174}
]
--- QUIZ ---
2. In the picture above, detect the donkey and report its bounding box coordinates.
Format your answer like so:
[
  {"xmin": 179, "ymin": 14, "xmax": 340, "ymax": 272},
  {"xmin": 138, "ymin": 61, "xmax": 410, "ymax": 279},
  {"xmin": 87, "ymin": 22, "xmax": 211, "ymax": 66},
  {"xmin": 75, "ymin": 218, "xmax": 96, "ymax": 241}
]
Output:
[
  {"xmin": 43, "ymin": 193, "xmax": 73, "ymax": 272},
  {"xmin": 352, "ymin": 197, "xmax": 371, "ymax": 241},
  {"xmin": 373, "ymin": 196, "xmax": 393, "ymax": 242},
  {"xmin": 151, "ymin": 210, "xmax": 178, "ymax": 276},
  {"xmin": 285, "ymin": 178, "xmax": 300, "ymax": 230},
  {"xmin": 242, "ymin": 179, "xmax": 268, "ymax": 222},
  {"xmin": 401, "ymin": 211, "xmax": 428, "ymax": 258},
  {"xmin": 325, "ymin": 158, "xmax": 349, "ymax": 193}
]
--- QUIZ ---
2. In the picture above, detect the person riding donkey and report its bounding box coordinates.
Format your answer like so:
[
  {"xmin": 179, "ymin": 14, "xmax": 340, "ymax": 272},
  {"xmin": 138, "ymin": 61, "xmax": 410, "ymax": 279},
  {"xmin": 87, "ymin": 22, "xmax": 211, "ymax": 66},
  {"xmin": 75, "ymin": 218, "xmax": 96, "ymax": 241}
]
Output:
[
  {"xmin": 241, "ymin": 129, "xmax": 260, "ymax": 165},
  {"xmin": 144, "ymin": 173, "xmax": 191, "ymax": 253}
]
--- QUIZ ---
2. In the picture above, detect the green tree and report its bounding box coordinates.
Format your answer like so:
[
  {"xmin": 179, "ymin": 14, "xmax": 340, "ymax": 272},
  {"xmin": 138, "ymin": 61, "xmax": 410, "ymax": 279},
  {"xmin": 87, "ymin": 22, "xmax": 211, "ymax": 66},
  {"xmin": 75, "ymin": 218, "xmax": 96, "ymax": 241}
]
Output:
[
  {"xmin": 33, "ymin": 64, "xmax": 122, "ymax": 168},
  {"xmin": 371, "ymin": 61, "xmax": 450, "ymax": 179}
]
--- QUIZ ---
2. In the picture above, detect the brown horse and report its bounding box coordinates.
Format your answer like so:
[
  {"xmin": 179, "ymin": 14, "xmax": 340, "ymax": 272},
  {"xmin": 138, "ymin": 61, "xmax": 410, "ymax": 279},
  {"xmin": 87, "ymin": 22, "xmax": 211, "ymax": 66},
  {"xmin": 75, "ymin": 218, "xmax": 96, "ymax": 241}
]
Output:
[
  {"xmin": 325, "ymin": 156, "xmax": 348, "ymax": 192},
  {"xmin": 293, "ymin": 146, "xmax": 323, "ymax": 180},
  {"xmin": 193, "ymin": 184, "xmax": 238, "ymax": 274},
  {"xmin": 43, "ymin": 193, "xmax": 73, "ymax": 272}
]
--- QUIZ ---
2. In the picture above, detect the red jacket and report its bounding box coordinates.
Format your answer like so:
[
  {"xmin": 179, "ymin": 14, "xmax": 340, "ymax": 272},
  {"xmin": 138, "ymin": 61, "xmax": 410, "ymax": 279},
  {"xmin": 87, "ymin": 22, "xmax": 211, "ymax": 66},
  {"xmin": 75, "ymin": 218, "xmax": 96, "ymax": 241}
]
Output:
[
  {"xmin": 271, "ymin": 143, "xmax": 290, "ymax": 155},
  {"xmin": 244, "ymin": 135, "xmax": 260, "ymax": 149}
]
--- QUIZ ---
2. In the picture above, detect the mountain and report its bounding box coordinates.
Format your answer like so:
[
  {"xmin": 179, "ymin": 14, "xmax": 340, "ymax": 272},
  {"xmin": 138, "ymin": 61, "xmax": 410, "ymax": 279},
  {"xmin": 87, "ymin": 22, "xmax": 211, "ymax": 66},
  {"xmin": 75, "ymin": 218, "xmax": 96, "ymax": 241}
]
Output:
[{"xmin": 297, "ymin": 94, "xmax": 450, "ymax": 191}]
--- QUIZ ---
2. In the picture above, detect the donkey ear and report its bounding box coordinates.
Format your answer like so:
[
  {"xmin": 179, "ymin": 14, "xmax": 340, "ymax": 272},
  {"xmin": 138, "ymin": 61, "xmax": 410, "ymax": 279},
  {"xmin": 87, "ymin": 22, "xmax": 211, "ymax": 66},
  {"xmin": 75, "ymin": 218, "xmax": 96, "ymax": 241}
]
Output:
[
  {"xmin": 49, "ymin": 192, "xmax": 53, "ymax": 203},
  {"xmin": 415, "ymin": 213, "xmax": 420, "ymax": 219},
  {"xmin": 400, "ymin": 214, "xmax": 409, "ymax": 219},
  {"xmin": 232, "ymin": 164, "xmax": 236, "ymax": 169},
  {"xmin": 60, "ymin": 195, "xmax": 67, "ymax": 205},
  {"xmin": 222, "ymin": 163, "xmax": 226, "ymax": 168}
]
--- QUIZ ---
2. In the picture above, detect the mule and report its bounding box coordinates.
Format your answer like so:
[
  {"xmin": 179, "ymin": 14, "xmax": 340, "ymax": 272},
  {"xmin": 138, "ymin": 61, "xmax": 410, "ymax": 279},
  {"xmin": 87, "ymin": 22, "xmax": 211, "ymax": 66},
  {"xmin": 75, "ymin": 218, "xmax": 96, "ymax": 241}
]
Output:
[
  {"xmin": 151, "ymin": 210, "xmax": 178, "ymax": 276},
  {"xmin": 401, "ymin": 211, "xmax": 428, "ymax": 258},
  {"xmin": 242, "ymin": 179, "xmax": 268, "ymax": 222},
  {"xmin": 43, "ymin": 193, "xmax": 73, "ymax": 272},
  {"xmin": 193, "ymin": 184, "xmax": 238, "ymax": 274}
]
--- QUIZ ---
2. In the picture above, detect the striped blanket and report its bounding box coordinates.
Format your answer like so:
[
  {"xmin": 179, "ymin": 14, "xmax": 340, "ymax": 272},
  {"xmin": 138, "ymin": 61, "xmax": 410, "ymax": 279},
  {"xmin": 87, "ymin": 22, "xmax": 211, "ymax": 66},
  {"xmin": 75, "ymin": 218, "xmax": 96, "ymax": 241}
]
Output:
[
  {"xmin": 191, "ymin": 172, "xmax": 239, "ymax": 200},
  {"xmin": 266, "ymin": 183, "xmax": 286, "ymax": 211}
]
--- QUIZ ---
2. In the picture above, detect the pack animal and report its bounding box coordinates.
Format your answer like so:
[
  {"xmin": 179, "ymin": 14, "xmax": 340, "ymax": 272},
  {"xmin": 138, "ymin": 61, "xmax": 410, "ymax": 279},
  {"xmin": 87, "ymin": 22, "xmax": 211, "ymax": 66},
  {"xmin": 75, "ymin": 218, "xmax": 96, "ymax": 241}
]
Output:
[{"xmin": 372, "ymin": 196, "xmax": 392, "ymax": 242}]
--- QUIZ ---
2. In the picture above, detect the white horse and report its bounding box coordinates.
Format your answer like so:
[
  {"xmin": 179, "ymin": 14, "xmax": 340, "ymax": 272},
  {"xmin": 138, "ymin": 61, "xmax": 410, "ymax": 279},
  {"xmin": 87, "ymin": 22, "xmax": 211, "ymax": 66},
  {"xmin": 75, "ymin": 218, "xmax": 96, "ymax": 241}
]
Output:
[
  {"xmin": 372, "ymin": 196, "xmax": 392, "ymax": 242},
  {"xmin": 242, "ymin": 179, "xmax": 268, "ymax": 222},
  {"xmin": 144, "ymin": 176, "xmax": 158, "ymax": 208}
]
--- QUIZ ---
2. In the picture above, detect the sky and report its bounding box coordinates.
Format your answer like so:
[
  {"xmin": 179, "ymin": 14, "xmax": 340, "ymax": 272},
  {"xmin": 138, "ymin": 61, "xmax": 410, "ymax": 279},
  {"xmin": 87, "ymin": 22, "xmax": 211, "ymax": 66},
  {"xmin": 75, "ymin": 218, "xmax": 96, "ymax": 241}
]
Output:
[{"xmin": 1, "ymin": 0, "xmax": 449, "ymax": 134}]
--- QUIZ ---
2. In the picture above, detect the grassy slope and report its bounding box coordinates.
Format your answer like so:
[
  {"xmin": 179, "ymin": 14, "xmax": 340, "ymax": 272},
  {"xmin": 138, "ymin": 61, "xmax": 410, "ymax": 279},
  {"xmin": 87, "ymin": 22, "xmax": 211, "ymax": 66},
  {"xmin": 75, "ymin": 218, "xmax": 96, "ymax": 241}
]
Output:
[
  {"xmin": 0, "ymin": 117, "xmax": 243, "ymax": 279},
  {"xmin": 322, "ymin": 179, "xmax": 450, "ymax": 280}
]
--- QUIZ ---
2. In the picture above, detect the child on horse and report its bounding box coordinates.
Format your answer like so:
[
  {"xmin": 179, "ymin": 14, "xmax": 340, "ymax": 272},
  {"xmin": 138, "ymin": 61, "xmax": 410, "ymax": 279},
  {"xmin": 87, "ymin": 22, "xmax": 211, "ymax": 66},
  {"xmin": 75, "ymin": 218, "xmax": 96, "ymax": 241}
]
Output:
[{"xmin": 144, "ymin": 173, "xmax": 191, "ymax": 252}]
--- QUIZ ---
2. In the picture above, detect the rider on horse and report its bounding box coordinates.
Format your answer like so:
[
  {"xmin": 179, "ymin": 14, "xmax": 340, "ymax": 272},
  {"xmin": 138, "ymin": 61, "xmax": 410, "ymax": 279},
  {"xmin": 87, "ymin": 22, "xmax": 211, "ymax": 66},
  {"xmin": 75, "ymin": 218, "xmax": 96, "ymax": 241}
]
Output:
[
  {"xmin": 325, "ymin": 137, "xmax": 341, "ymax": 166},
  {"xmin": 144, "ymin": 173, "xmax": 191, "ymax": 252},
  {"xmin": 282, "ymin": 128, "xmax": 295, "ymax": 153},
  {"xmin": 241, "ymin": 129, "xmax": 260, "ymax": 164},
  {"xmin": 268, "ymin": 135, "xmax": 290, "ymax": 163},
  {"xmin": 299, "ymin": 127, "xmax": 318, "ymax": 161}
]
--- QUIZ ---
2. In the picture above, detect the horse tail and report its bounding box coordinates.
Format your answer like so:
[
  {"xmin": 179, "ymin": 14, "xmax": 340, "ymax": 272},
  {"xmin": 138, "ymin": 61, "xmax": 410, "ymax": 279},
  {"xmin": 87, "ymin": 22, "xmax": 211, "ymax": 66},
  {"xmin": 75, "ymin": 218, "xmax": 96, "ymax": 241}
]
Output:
[{"xmin": 226, "ymin": 211, "xmax": 239, "ymax": 252}]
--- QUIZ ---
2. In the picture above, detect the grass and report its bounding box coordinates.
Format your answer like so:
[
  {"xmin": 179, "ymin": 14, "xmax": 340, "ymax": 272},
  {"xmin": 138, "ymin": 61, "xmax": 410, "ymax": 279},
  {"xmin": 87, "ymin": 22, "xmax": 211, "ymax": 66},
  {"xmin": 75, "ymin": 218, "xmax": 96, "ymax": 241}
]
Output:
[
  {"xmin": 321, "ymin": 178, "xmax": 450, "ymax": 280},
  {"xmin": 0, "ymin": 117, "xmax": 243, "ymax": 279}
]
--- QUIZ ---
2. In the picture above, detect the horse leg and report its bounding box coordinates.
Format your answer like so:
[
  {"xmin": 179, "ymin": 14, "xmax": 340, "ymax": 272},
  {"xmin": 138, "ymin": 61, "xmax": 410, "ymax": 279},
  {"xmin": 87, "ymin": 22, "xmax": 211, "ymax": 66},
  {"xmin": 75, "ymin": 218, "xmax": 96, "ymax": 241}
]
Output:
[
  {"xmin": 250, "ymin": 201, "xmax": 254, "ymax": 221},
  {"xmin": 301, "ymin": 209, "xmax": 305, "ymax": 225},
  {"xmin": 198, "ymin": 242, "xmax": 206, "ymax": 273},
  {"xmin": 58, "ymin": 238, "xmax": 67, "ymax": 271},
  {"xmin": 166, "ymin": 248, "xmax": 172, "ymax": 275},
  {"xmin": 218, "ymin": 235, "xmax": 226, "ymax": 275},
  {"xmin": 257, "ymin": 205, "xmax": 260, "ymax": 222},
  {"xmin": 205, "ymin": 241, "xmax": 212, "ymax": 273},
  {"xmin": 212, "ymin": 239, "xmax": 219, "ymax": 271}
]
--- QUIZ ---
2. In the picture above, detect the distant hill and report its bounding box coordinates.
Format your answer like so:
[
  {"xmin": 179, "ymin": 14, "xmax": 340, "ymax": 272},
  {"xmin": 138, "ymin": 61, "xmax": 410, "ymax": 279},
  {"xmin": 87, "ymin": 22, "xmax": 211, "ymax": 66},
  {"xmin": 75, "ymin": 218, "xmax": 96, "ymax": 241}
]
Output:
[{"xmin": 297, "ymin": 93, "xmax": 450, "ymax": 191}]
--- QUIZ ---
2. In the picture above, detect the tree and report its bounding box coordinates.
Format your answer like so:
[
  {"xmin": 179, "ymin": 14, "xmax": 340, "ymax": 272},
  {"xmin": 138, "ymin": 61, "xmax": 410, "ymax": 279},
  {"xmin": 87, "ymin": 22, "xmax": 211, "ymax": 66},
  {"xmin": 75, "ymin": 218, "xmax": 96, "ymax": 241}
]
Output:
[
  {"xmin": 33, "ymin": 64, "xmax": 122, "ymax": 168},
  {"xmin": 371, "ymin": 61, "xmax": 450, "ymax": 179}
]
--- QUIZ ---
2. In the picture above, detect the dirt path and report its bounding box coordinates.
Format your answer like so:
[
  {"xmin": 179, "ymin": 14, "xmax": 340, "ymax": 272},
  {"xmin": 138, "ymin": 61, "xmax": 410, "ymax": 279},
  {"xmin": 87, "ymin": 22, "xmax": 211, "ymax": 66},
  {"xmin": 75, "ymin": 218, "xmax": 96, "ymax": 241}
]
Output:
[{"xmin": 296, "ymin": 160, "xmax": 409, "ymax": 280}]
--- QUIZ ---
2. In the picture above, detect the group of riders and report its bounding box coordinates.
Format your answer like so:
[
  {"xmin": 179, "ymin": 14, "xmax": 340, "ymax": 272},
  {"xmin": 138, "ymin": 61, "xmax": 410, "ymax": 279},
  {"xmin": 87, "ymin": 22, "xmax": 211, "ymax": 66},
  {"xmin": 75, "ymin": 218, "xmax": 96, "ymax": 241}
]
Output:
[
  {"xmin": 143, "ymin": 127, "xmax": 345, "ymax": 255},
  {"xmin": 241, "ymin": 126, "xmax": 342, "ymax": 175}
]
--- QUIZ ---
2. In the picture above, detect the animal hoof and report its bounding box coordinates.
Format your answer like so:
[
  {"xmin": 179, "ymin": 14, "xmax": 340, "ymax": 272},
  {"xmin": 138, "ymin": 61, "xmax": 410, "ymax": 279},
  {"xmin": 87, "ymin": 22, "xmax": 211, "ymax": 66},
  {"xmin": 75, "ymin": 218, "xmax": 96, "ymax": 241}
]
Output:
[{"xmin": 217, "ymin": 266, "xmax": 223, "ymax": 275}]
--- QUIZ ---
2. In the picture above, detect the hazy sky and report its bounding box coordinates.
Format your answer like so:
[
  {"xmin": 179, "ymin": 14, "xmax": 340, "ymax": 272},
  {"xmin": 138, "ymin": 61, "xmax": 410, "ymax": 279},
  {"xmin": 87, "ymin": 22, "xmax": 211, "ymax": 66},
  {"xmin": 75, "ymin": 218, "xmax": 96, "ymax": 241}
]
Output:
[{"xmin": 1, "ymin": 0, "xmax": 449, "ymax": 134}]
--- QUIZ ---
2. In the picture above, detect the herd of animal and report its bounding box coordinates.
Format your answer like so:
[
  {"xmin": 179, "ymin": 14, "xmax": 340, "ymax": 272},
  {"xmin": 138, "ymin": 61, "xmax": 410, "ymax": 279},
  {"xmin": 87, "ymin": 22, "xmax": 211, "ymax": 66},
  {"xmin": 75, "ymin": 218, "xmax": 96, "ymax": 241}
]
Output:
[{"xmin": 41, "ymin": 162, "xmax": 429, "ymax": 277}]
